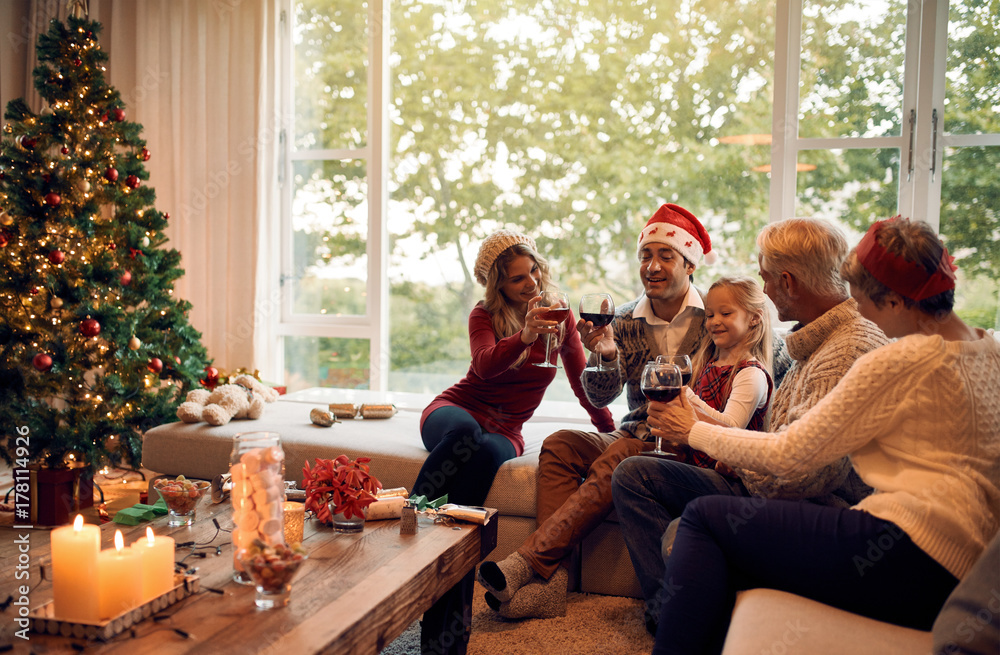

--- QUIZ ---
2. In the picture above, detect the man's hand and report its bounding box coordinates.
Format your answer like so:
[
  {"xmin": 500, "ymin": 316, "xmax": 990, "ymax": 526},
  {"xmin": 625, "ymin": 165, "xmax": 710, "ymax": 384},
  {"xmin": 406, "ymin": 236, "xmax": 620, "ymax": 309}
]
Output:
[
  {"xmin": 576, "ymin": 318, "xmax": 617, "ymax": 362},
  {"xmin": 647, "ymin": 390, "xmax": 697, "ymax": 447}
]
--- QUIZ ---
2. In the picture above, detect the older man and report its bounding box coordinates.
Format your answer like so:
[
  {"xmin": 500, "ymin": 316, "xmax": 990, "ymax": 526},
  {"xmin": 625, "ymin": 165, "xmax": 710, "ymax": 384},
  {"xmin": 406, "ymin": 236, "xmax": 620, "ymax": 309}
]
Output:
[{"xmin": 611, "ymin": 217, "xmax": 889, "ymax": 633}]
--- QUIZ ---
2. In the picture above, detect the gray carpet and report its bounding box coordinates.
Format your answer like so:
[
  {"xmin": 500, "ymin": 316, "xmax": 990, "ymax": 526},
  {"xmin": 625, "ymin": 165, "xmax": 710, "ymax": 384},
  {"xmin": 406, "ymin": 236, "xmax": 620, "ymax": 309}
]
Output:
[{"xmin": 380, "ymin": 582, "xmax": 653, "ymax": 654}]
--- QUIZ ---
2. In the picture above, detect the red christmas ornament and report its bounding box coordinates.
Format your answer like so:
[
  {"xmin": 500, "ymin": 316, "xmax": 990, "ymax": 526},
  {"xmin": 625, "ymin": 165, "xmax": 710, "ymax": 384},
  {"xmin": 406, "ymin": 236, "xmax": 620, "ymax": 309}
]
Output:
[
  {"xmin": 80, "ymin": 318, "xmax": 101, "ymax": 337},
  {"xmin": 119, "ymin": 270, "xmax": 132, "ymax": 286},
  {"xmin": 201, "ymin": 366, "xmax": 220, "ymax": 389},
  {"xmin": 125, "ymin": 175, "xmax": 140, "ymax": 189},
  {"xmin": 61, "ymin": 146, "xmax": 70, "ymax": 155},
  {"xmin": 32, "ymin": 353, "xmax": 53, "ymax": 372},
  {"xmin": 48, "ymin": 250, "xmax": 65, "ymax": 265},
  {"xmin": 163, "ymin": 212, "xmax": 170, "ymax": 220},
  {"xmin": 108, "ymin": 242, "xmax": 117, "ymax": 250},
  {"xmin": 147, "ymin": 357, "xmax": 163, "ymax": 373},
  {"xmin": 17, "ymin": 135, "xmax": 37, "ymax": 150},
  {"xmin": 112, "ymin": 108, "xmax": 125, "ymax": 122},
  {"xmin": 45, "ymin": 193, "xmax": 61, "ymax": 206},
  {"xmin": 29, "ymin": 287, "xmax": 39, "ymax": 295},
  {"xmin": 0, "ymin": 233, "xmax": 7, "ymax": 248},
  {"xmin": 100, "ymin": 112, "xmax": 108, "ymax": 123},
  {"xmin": 140, "ymin": 148, "xmax": 151, "ymax": 161},
  {"xmin": 73, "ymin": 58, "xmax": 82, "ymax": 67},
  {"xmin": 105, "ymin": 167, "xmax": 118, "ymax": 182}
]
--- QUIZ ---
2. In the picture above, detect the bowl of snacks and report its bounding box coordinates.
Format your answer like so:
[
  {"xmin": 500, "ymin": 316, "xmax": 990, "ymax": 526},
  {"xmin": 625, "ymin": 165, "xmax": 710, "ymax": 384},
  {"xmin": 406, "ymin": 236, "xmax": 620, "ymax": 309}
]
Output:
[
  {"xmin": 238, "ymin": 539, "xmax": 309, "ymax": 609},
  {"xmin": 153, "ymin": 475, "xmax": 211, "ymax": 526}
]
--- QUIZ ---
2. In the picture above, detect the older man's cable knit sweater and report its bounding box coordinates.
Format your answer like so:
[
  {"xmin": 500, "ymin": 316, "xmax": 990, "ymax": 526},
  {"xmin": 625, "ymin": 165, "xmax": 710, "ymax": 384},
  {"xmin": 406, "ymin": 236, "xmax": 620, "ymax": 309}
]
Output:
[
  {"xmin": 690, "ymin": 329, "xmax": 1000, "ymax": 580},
  {"xmin": 734, "ymin": 298, "xmax": 889, "ymax": 501}
]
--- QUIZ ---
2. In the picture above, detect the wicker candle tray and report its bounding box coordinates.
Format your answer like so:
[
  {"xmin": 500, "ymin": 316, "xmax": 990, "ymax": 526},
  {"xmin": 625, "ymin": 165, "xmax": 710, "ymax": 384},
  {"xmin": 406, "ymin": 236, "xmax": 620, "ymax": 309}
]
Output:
[{"xmin": 29, "ymin": 573, "xmax": 199, "ymax": 641}]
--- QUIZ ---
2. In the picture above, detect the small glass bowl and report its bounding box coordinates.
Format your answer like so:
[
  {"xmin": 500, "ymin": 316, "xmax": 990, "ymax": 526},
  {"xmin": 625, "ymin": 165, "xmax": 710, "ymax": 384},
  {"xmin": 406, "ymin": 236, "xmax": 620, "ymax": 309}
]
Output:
[
  {"xmin": 153, "ymin": 477, "xmax": 211, "ymax": 526},
  {"xmin": 238, "ymin": 543, "xmax": 309, "ymax": 609}
]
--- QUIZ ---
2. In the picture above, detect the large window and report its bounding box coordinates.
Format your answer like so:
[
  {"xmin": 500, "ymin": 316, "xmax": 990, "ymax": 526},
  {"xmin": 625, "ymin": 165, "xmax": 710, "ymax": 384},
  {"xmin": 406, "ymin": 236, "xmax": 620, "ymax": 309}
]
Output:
[{"xmin": 276, "ymin": 0, "xmax": 998, "ymax": 394}]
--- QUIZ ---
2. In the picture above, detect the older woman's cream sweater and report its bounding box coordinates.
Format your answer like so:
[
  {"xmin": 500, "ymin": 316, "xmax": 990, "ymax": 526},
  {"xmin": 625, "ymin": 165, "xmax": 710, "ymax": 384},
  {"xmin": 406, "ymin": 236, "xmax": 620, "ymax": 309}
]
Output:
[{"xmin": 690, "ymin": 330, "xmax": 1000, "ymax": 580}]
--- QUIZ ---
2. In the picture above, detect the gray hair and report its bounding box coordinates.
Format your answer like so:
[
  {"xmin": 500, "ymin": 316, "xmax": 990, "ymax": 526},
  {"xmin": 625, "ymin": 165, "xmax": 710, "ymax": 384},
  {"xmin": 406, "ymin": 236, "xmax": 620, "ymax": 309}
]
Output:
[{"xmin": 757, "ymin": 218, "xmax": 849, "ymax": 298}]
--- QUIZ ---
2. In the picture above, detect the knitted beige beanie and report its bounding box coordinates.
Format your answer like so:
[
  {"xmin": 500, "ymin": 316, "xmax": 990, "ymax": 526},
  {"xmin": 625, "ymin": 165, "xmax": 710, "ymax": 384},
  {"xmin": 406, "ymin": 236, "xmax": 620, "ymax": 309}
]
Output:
[{"xmin": 473, "ymin": 230, "xmax": 538, "ymax": 286}]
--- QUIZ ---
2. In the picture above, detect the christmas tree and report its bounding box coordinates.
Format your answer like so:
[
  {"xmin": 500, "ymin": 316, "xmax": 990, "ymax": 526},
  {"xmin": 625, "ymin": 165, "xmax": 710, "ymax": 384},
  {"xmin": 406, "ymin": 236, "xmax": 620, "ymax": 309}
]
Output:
[{"xmin": 0, "ymin": 16, "xmax": 210, "ymax": 473}]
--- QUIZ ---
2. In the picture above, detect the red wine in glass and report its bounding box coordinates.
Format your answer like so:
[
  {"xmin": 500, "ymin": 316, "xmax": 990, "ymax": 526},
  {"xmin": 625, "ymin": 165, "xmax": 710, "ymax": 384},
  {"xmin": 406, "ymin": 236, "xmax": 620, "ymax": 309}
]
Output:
[
  {"xmin": 533, "ymin": 291, "xmax": 569, "ymax": 369},
  {"xmin": 579, "ymin": 312, "xmax": 614, "ymax": 327},
  {"xmin": 643, "ymin": 386, "xmax": 681, "ymax": 402},
  {"xmin": 539, "ymin": 307, "xmax": 571, "ymax": 322},
  {"xmin": 579, "ymin": 293, "xmax": 615, "ymax": 372},
  {"xmin": 640, "ymin": 361, "xmax": 682, "ymax": 455}
]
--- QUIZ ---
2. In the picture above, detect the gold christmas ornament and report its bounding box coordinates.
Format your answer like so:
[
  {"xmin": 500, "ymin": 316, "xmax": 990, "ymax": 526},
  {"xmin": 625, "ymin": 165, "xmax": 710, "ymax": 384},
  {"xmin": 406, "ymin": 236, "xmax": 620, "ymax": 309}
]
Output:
[
  {"xmin": 50, "ymin": 296, "xmax": 64, "ymax": 309},
  {"xmin": 0, "ymin": 211, "xmax": 12, "ymax": 226},
  {"xmin": 128, "ymin": 336, "xmax": 141, "ymax": 350}
]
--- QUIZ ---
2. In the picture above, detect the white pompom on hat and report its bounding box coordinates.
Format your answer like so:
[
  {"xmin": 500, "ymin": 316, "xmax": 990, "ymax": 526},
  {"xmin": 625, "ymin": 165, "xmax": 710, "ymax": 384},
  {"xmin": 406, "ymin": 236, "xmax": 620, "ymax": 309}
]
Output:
[
  {"xmin": 637, "ymin": 203, "xmax": 717, "ymax": 267},
  {"xmin": 473, "ymin": 229, "xmax": 538, "ymax": 286}
]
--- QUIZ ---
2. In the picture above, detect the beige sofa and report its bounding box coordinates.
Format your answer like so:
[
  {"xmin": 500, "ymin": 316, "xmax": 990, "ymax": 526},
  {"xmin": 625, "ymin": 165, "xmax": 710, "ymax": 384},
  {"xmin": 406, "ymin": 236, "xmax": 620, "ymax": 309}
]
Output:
[{"xmin": 141, "ymin": 390, "xmax": 641, "ymax": 598}]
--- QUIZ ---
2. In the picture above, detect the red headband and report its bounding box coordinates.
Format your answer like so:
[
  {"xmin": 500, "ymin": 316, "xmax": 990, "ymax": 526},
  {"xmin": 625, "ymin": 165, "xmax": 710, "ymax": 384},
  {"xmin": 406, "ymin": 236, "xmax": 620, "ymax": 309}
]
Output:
[{"xmin": 855, "ymin": 217, "xmax": 957, "ymax": 302}]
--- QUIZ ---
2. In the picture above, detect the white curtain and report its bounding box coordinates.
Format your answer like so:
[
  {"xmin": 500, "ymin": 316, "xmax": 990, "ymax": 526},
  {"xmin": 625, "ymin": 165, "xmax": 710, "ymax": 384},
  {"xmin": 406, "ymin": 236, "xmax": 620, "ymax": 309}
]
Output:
[{"xmin": 1, "ymin": 0, "xmax": 279, "ymax": 375}]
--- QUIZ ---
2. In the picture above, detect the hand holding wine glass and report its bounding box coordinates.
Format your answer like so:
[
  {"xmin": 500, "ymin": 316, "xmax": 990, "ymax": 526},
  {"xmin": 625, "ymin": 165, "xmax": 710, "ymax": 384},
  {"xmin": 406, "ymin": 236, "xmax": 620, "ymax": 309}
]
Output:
[
  {"xmin": 640, "ymin": 361, "xmax": 682, "ymax": 456},
  {"xmin": 533, "ymin": 291, "xmax": 569, "ymax": 369},
  {"xmin": 579, "ymin": 293, "xmax": 615, "ymax": 372},
  {"xmin": 656, "ymin": 354, "xmax": 693, "ymax": 386}
]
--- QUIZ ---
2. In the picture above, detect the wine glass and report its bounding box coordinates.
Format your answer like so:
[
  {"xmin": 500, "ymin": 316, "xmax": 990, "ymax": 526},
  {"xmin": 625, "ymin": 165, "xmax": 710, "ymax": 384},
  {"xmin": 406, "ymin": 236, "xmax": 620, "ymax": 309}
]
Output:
[
  {"xmin": 640, "ymin": 361, "xmax": 683, "ymax": 456},
  {"xmin": 656, "ymin": 354, "xmax": 693, "ymax": 387},
  {"xmin": 533, "ymin": 291, "xmax": 570, "ymax": 369},
  {"xmin": 579, "ymin": 293, "xmax": 615, "ymax": 372}
]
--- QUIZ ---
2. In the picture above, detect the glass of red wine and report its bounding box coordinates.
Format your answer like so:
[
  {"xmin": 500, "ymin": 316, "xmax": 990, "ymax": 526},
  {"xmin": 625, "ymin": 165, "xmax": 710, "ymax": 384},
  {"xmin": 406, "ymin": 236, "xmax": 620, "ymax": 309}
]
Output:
[
  {"xmin": 533, "ymin": 291, "xmax": 570, "ymax": 369},
  {"xmin": 640, "ymin": 361, "xmax": 683, "ymax": 455},
  {"xmin": 579, "ymin": 293, "xmax": 615, "ymax": 372},
  {"xmin": 656, "ymin": 354, "xmax": 693, "ymax": 387}
]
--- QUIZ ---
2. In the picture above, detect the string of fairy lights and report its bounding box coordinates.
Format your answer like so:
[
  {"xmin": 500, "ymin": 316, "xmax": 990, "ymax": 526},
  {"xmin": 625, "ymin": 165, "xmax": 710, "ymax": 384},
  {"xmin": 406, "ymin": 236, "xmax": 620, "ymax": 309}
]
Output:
[{"xmin": 0, "ymin": 20, "xmax": 194, "ymax": 468}]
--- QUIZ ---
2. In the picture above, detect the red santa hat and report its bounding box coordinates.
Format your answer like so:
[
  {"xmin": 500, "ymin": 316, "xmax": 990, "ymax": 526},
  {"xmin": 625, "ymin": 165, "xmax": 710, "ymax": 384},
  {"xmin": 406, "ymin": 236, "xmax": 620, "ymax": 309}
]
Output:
[{"xmin": 636, "ymin": 203, "xmax": 716, "ymax": 266}]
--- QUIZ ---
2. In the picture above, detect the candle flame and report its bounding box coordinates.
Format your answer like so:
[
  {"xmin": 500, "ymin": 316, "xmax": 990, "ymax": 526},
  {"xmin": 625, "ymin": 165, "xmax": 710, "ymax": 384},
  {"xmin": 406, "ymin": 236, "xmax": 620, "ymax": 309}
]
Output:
[
  {"xmin": 114, "ymin": 530, "xmax": 124, "ymax": 553},
  {"xmin": 73, "ymin": 514, "xmax": 84, "ymax": 532},
  {"xmin": 146, "ymin": 526, "xmax": 155, "ymax": 545}
]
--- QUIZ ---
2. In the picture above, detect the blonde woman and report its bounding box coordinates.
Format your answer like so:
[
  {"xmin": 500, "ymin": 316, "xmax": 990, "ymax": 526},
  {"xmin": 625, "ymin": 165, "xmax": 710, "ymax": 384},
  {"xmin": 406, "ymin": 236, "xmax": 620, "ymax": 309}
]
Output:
[{"xmin": 411, "ymin": 230, "xmax": 614, "ymax": 506}]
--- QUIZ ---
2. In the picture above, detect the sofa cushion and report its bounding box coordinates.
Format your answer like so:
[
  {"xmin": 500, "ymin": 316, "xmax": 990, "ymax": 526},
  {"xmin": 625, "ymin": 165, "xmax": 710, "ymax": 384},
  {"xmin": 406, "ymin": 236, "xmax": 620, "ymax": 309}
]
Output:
[{"xmin": 721, "ymin": 588, "xmax": 932, "ymax": 655}]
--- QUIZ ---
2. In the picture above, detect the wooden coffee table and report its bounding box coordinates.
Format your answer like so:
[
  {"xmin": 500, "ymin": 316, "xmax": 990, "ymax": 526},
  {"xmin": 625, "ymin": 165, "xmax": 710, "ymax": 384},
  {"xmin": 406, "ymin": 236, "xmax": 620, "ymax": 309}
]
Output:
[{"xmin": 1, "ymin": 501, "xmax": 497, "ymax": 654}]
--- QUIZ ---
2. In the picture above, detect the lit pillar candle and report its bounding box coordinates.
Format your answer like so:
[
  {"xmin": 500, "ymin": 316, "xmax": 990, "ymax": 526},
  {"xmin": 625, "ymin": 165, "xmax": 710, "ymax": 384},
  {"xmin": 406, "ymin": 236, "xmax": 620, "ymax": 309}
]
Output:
[
  {"xmin": 97, "ymin": 530, "xmax": 143, "ymax": 619},
  {"xmin": 132, "ymin": 526, "xmax": 175, "ymax": 602},
  {"xmin": 51, "ymin": 514, "xmax": 101, "ymax": 622}
]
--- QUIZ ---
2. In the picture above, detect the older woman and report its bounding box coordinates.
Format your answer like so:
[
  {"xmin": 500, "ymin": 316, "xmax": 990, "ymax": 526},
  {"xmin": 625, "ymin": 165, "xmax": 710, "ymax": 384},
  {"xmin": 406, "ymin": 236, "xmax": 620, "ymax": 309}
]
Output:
[{"xmin": 646, "ymin": 217, "xmax": 1000, "ymax": 655}]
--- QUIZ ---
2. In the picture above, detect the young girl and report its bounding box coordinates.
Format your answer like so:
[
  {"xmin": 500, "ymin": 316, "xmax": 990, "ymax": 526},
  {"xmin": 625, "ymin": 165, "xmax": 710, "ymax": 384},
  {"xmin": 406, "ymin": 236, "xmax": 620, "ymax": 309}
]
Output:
[
  {"xmin": 677, "ymin": 276, "xmax": 774, "ymax": 472},
  {"xmin": 410, "ymin": 230, "xmax": 615, "ymax": 506}
]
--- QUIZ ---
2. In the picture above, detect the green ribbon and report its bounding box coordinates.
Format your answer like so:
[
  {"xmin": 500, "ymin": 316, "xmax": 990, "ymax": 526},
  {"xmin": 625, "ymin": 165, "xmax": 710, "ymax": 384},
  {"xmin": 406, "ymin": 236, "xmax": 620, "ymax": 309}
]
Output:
[{"xmin": 407, "ymin": 493, "xmax": 448, "ymax": 511}]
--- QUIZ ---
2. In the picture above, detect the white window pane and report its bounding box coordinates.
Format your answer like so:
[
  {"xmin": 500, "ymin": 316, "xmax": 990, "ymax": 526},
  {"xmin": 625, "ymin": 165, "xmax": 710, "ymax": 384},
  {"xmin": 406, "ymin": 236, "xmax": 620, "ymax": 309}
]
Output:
[
  {"xmin": 799, "ymin": 0, "xmax": 907, "ymax": 139},
  {"xmin": 940, "ymin": 146, "xmax": 999, "ymax": 330},
  {"xmin": 290, "ymin": 159, "xmax": 368, "ymax": 316}
]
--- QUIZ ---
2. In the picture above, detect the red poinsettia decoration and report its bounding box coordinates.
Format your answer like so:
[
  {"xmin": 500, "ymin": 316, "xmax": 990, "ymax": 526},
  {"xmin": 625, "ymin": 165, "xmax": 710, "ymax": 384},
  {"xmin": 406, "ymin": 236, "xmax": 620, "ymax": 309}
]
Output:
[{"xmin": 302, "ymin": 455, "xmax": 382, "ymax": 522}]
